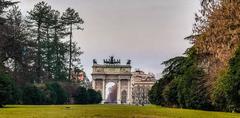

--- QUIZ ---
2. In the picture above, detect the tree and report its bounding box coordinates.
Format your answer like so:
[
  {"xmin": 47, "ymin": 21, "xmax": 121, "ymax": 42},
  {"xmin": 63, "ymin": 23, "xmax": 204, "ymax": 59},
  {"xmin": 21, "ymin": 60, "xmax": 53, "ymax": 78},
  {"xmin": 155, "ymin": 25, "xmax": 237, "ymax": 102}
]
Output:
[
  {"xmin": 213, "ymin": 46, "xmax": 240, "ymax": 112},
  {"xmin": 149, "ymin": 48, "xmax": 211, "ymax": 110},
  {"xmin": 51, "ymin": 10, "xmax": 68, "ymax": 81},
  {"xmin": 149, "ymin": 55, "xmax": 187, "ymax": 106},
  {"xmin": 61, "ymin": 8, "xmax": 84, "ymax": 80},
  {"xmin": 27, "ymin": 1, "xmax": 52, "ymax": 82},
  {"xmin": 162, "ymin": 79, "xmax": 179, "ymax": 107},
  {"xmin": 5, "ymin": 5, "xmax": 35, "ymax": 84}
]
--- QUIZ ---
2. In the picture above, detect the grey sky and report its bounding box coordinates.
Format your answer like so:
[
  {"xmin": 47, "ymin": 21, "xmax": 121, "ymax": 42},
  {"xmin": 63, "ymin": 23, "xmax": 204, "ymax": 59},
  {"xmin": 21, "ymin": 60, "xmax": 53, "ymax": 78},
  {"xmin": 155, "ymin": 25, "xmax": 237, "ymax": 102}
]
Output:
[{"xmin": 18, "ymin": 0, "xmax": 200, "ymax": 79}]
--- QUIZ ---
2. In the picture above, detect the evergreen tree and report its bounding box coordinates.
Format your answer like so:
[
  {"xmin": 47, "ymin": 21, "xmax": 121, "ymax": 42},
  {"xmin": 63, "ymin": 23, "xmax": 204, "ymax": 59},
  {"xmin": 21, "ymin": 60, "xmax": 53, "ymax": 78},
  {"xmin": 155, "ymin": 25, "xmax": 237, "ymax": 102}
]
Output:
[
  {"xmin": 149, "ymin": 48, "xmax": 211, "ymax": 109},
  {"xmin": 51, "ymin": 10, "xmax": 68, "ymax": 80},
  {"xmin": 6, "ymin": 5, "xmax": 34, "ymax": 84},
  {"xmin": 27, "ymin": 1, "xmax": 51, "ymax": 82},
  {"xmin": 61, "ymin": 8, "xmax": 84, "ymax": 80}
]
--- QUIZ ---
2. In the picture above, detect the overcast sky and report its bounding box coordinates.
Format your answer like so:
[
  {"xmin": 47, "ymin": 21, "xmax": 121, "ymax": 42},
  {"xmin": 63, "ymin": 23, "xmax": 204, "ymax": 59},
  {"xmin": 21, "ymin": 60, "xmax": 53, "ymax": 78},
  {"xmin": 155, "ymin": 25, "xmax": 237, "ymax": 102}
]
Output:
[{"xmin": 18, "ymin": 0, "xmax": 200, "ymax": 79}]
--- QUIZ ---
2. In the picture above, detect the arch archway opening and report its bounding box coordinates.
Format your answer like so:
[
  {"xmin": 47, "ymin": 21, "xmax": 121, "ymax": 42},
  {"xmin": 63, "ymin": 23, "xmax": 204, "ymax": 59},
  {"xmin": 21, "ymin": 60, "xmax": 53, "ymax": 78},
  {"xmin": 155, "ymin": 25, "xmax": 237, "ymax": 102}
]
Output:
[{"xmin": 105, "ymin": 82, "xmax": 117, "ymax": 103}]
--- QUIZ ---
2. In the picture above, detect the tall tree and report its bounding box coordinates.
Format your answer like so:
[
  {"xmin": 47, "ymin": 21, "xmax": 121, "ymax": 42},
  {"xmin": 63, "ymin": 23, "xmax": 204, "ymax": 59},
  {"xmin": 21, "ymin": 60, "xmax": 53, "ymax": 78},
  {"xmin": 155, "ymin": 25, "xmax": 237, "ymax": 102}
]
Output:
[
  {"xmin": 5, "ymin": 6, "xmax": 33, "ymax": 82},
  {"xmin": 51, "ymin": 10, "xmax": 68, "ymax": 80},
  {"xmin": 27, "ymin": 1, "xmax": 51, "ymax": 82},
  {"xmin": 61, "ymin": 8, "xmax": 84, "ymax": 80}
]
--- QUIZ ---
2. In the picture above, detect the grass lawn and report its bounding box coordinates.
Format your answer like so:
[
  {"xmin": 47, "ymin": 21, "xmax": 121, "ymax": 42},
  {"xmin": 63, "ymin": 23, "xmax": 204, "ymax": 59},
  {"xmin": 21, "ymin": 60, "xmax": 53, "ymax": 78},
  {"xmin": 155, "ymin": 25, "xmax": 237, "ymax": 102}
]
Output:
[{"xmin": 0, "ymin": 105, "xmax": 239, "ymax": 118}]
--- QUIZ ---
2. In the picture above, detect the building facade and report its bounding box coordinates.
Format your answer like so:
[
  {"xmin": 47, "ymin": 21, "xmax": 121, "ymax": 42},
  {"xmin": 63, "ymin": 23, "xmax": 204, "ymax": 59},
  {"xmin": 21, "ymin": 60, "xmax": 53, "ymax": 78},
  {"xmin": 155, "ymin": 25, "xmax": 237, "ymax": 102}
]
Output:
[
  {"xmin": 91, "ymin": 56, "xmax": 156, "ymax": 104},
  {"xmin": 131, "ymin": 70, "xmax": 156, "ymax": 105},
  {"xmin": 91, "ymin": 56, "xmax": 132, "ymax": 104}
]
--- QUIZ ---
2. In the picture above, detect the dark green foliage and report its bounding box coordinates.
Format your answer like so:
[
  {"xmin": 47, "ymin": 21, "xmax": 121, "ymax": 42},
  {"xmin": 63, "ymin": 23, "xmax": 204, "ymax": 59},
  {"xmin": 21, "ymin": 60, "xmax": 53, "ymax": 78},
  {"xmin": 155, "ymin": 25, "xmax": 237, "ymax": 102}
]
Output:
[
  {"xmin": 86, "ymin": 88, "xmax": 102, "ymax": 104},
  {"xmin": 74, "ymin": 87, "xmax": 88, "ymax": 104},
  {"xmin": 149, "ymin": 47, "xmax": 211, "ymax": 110},
  {"xmin": 176, "ymin": 64, "xmax": 211, "ymax": 110},
  {"xmin": 46, "ymin": 82, "xmax": 68, "ymax": 104},
  {"xmin": 213, "ymin": 47, "xmax": 240, "ymax": 112},
  {"xmin": 26, "ymin": 2, "xmax": 83, "ymax": 82},
  {"xmin": 7, "ymin": 83, "xmax": 22, "ymax": 104},
  {"xmin": 74, "ymin": 87, "xmax": 102, "ymax": 104},
  {"xmin": 149, "ymin": 79, "xmax": 168, "ymax": 105},
  {"xmin": 0, "ymin": 74, "xmax": 13, "ymax": 107},
  {"xmin": 22, "ymin": 84, "xmax": 46, "ymax": 105},
  {"xmin": 27, "ymin": 1, "xmax": 52, "ymax": 82},
  {"xmin": 162, "ymin": 79, "xmax": 179, "ymax": 106}
]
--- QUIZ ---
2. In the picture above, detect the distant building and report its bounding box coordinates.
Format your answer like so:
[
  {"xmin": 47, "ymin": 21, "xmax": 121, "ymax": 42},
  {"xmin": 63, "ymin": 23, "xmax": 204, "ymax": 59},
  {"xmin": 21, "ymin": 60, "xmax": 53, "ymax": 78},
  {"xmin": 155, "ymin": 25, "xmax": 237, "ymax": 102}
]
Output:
[
  {"xmin": 131, "ymin": 70, "xmax": 156, "ymax": 105},
  {"xmin": 71, "ymin": 68, "xmax": 84, "ymax": 82},
  {"xmin": 91, "ymin": 56, "xmax": 132, "ymax": 104},
  {"xmin": 91, "ymin": 56, "xmax": 156, "ymax": 105},
  {"xmin": 71, "ymin": 68, "xmax": 91, "ymax": 89}
]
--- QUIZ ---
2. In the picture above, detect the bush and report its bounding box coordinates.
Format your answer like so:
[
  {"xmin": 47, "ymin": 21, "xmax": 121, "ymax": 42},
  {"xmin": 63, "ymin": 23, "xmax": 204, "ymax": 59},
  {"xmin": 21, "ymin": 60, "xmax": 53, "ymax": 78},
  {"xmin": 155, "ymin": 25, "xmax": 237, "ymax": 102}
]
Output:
[
  {"xmin": 22, "ymin": 84, "xmax": 46, "ymax": 105},
  {"xmin": 74, "ymin": 87, "xmax": 88, "ymax": 104},
  {"xmin": 7, "ymin": 84, "xmax": 22, "ymax": 104},
  {"xmin": 0, "ymin": 74, "xmax": 13, "ymax": 107},
  {"xmin": 74, "ymin": 87, "xmax": 102, "ymax": 104},
  {"xmin": 46, "ymin": 82, "xmax": 68, "ymax": 104},
  {"xmin": 87, "ymin": 89, "xmax": 102, "ymax": 104}
]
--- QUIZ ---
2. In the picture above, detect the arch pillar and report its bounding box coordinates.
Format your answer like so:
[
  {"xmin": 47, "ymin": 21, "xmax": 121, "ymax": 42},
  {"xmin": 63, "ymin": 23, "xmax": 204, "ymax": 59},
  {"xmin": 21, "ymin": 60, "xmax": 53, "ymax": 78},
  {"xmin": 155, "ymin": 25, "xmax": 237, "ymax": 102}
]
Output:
[
  {"xmin": 101, "ymin": 79, "xmax": 106, "ymax": 104},
  {"xmin": 127, "ymin": 79, "xmax": 131, "ymax": 104},
  {"xmin": 117, "ymin": 79, "xmax": 121, "ymax": 104}
]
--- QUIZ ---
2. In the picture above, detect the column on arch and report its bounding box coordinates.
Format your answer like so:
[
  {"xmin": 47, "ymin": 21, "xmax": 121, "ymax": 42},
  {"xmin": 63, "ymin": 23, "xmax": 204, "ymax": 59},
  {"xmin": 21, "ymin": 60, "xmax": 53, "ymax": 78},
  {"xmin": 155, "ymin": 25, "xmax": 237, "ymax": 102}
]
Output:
[
  {"xmin": 92, "ymin": 79, "xmax": 96, "ymax": 89},
  {"xmin": 127, "ymin": 79, "xmax": 131, "ymax": 104},
  {"xmin": 117, "ymin": 79, "xmax": 121, "ymax": 104},
  {"xmin": 102, "ymin": 79, "xmax": 105, "ymax": 103}
]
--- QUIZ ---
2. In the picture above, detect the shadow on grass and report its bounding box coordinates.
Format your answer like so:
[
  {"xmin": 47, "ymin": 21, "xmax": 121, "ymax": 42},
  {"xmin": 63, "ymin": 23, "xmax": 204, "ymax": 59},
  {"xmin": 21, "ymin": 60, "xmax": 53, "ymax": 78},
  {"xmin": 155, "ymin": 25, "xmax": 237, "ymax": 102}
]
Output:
[{"xmin": 1, "ymin": 106, "xmax": 17, "ymax": 109}]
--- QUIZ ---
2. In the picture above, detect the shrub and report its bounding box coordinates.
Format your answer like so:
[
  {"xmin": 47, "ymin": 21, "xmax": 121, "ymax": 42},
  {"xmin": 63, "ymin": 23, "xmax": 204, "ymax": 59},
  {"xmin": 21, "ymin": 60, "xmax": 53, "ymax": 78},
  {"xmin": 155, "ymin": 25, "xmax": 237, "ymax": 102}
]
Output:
[
  {"xmin": 74, "ymin": 87, "xmax": 102, "ymax": 104},
  {"xmin": 74, "ymin": 86, "xmax": 88, "ymax": 104},
  {"xmin": 46, "ymin": 82, "xmax": 68, "ymax": 104},
  {"xmin": 0, "ymin": 74, "xmax": 13, "ymax": 107},
  {"xmin": 22, "ymin": 84, "xmax": 46, "ymax": 105}
]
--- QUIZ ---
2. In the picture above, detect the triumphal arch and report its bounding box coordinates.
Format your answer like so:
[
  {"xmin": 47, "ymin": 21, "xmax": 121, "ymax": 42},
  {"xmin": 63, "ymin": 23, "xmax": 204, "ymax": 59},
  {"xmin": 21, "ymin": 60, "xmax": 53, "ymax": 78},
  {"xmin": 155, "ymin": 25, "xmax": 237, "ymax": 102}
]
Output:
[{"xmin": 91, "ymin": 56, "xmax": 132, "ymax": 104}]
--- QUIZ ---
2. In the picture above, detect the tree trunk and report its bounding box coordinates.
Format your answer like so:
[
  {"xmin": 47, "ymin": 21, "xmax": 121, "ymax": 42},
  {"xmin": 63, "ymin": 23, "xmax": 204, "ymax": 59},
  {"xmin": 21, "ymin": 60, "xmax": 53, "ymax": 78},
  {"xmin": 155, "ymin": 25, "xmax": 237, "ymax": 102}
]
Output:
[{"xmin": 68, "ymin": 23, "xmax": 72, "ymax": 80}]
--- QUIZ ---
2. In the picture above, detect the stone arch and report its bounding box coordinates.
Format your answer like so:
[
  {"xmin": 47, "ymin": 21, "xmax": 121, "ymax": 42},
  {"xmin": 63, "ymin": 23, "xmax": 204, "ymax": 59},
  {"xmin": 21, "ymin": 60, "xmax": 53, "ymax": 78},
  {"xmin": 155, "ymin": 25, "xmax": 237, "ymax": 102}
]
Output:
[{"xmin": 105, "ymin": 82, "xmax": 117, "ymax": 103}]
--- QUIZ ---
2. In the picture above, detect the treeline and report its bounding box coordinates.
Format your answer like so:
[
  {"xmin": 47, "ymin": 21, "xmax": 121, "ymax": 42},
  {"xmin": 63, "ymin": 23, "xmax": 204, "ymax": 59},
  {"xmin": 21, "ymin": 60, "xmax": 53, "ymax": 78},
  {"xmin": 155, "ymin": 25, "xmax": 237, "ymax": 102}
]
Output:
[
  {"xmin": 0, "ymin": 0, "xmax": 101, "ymax": 107},
  {"xmin": 3, "ymin": 81, "xmax": 101, "ymax": 105},
  {"xmin": 149, "ymin": 0, "xmax": 240, "ymax": 112}
]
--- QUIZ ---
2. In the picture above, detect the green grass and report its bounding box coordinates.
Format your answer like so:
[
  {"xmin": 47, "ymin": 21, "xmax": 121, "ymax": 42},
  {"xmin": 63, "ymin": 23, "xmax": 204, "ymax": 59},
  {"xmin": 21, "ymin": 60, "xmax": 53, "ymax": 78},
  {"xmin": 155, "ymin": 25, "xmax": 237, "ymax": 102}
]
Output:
[{"xmin": 0, "ymin": 105, "xmax": 239, "ymax": 118}]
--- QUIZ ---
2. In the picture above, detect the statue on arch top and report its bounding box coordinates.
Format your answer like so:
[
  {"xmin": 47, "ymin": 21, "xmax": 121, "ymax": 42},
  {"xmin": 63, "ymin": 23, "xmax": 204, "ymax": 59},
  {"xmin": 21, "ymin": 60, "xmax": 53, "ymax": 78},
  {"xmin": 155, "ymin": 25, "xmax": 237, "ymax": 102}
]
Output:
[
  {"xmin": 127, "ymin": 59, "xmax": 131, "ymax": 65},
  {"xmin": 104, "ymin": 56, "xmax": 121, "ymax": 65},
  {"xmin": 93, "ymin": 59, "xmax": 97, "ymax": 64}
]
